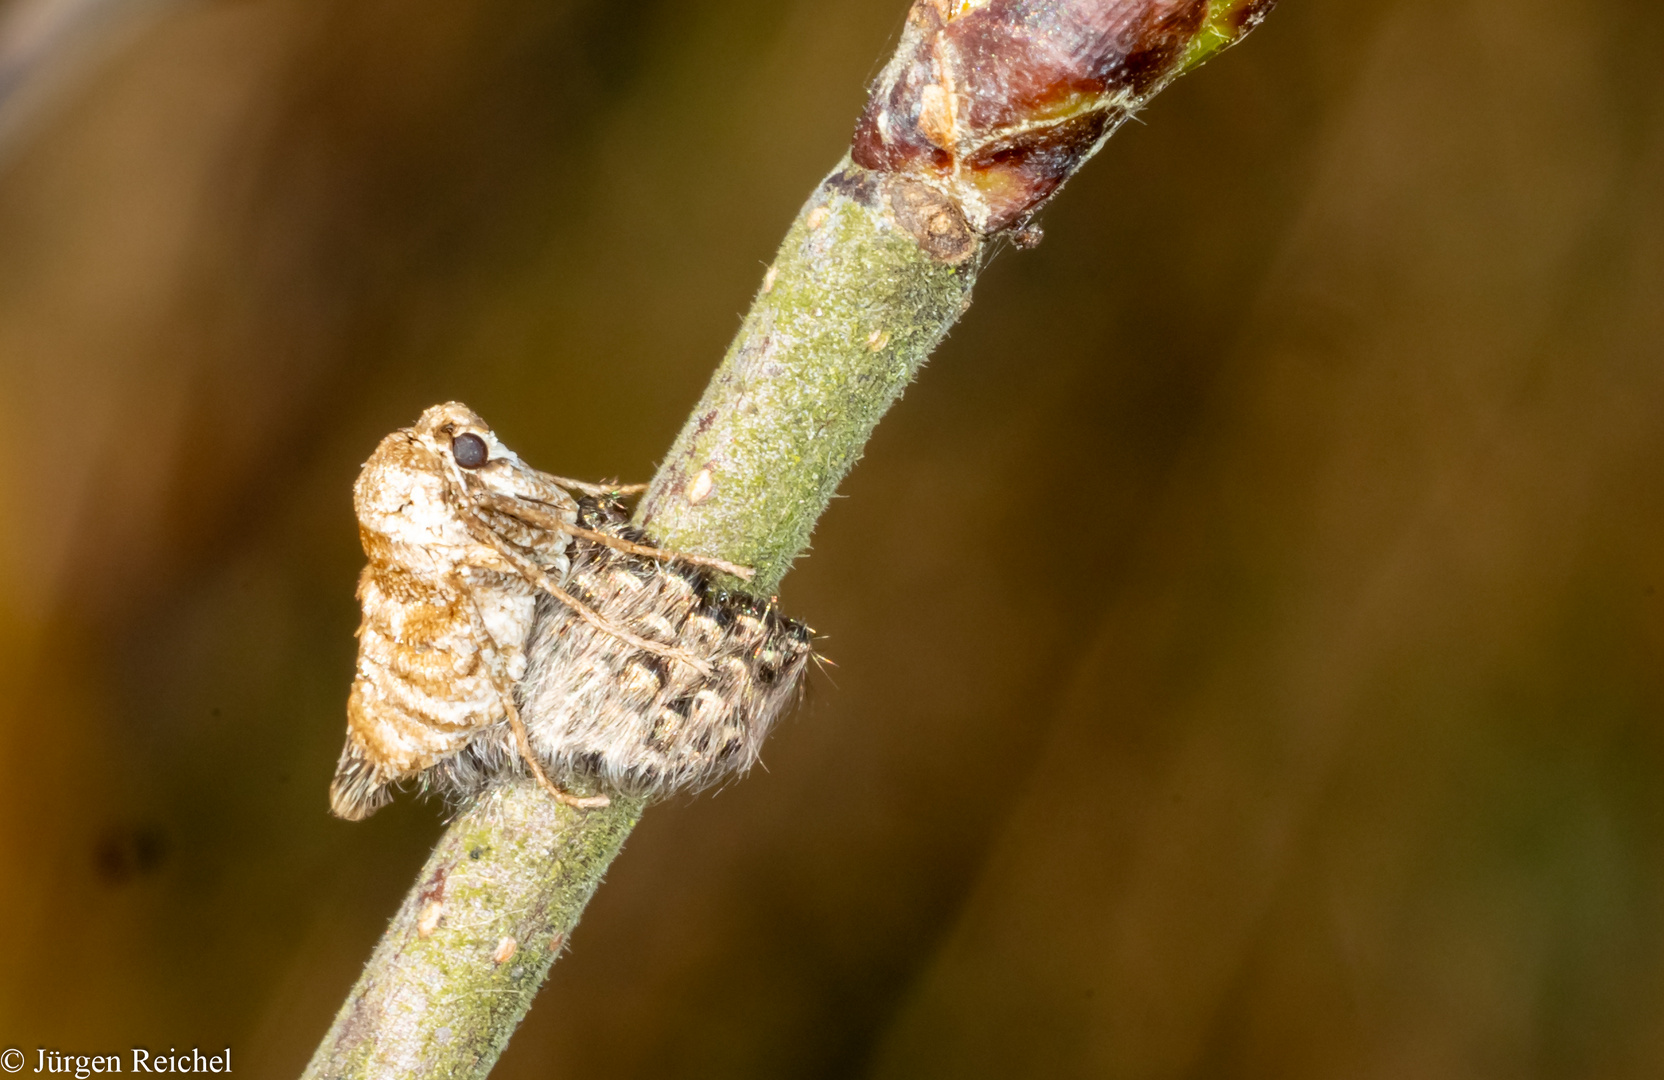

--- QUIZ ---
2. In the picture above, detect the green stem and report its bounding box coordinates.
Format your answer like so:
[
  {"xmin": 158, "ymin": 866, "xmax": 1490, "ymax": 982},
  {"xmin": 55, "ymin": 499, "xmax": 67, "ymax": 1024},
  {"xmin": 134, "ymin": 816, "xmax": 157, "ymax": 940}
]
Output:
[
  {"xmin": 301, "ymin": 790, "xmax": 642, "ymax": 1080},
  {"xmin": 635, "ymin": 159, "xmax": 979, "ymax": 593}
]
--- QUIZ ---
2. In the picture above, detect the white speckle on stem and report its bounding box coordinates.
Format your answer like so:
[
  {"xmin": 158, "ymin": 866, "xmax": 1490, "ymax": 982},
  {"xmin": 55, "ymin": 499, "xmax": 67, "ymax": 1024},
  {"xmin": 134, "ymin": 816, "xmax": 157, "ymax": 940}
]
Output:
[
  {"xmin": 686, "ymin": 469, "xmax": 714, "ymax": 505},
  {"xmin": 417, "ymin": 901, "xmax": 443, "ymax": 938}
]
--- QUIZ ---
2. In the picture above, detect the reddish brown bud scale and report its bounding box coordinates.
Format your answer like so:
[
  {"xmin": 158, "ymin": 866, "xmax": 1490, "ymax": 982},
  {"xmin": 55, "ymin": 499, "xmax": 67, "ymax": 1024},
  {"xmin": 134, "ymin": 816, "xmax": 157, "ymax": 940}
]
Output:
[{"xmin": 853, "ymin": 0, "xmax": 1273, "ymax": 237}]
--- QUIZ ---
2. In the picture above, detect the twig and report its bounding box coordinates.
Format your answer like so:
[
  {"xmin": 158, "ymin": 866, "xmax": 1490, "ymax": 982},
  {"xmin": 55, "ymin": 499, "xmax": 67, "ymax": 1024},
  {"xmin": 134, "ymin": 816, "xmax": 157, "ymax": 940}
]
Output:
[{"xmin": 301, "ymin": 2, "xmax": 1272, "ymax": 1077}]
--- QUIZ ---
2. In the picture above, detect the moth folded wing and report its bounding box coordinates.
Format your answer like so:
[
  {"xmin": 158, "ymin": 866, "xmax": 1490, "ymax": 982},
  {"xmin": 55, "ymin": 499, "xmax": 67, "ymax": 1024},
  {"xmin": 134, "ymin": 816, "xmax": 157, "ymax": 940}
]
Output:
[
  {"xmin": 328, "ymin": 732, "xmax": 393, "ymax": 821},
  {"xmin": 627, "ymin": 571, "xmax": 733, "ymax": 792},
  {"xmin": 519, "ymin": 502, "xmax": 815, "ymax": 801},
  {"xmin": 329, "ymin": 566, "xmax": 522, "ymax": 820},
  {"xmin": 517, "ymin": 549, "xmax": 667, "ymax": 797},
  {"xmin": 674, "ymin": 596, "xmax": 813, "ymax": 791}
]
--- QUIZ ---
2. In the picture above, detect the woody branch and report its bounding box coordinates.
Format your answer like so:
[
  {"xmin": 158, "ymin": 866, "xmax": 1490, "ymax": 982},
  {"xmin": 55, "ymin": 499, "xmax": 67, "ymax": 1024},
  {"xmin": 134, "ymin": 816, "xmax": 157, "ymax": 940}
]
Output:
[{"xmin": 301, "ymin": 2, "xmax": 1273, "ymax": 1077}]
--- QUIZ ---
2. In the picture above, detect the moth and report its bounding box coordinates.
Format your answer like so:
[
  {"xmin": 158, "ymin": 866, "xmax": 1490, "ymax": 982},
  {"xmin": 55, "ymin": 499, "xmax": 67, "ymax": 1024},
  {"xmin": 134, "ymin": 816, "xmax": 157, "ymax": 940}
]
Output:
[{"xmin": 329, "ymin": 402, "xmax": 811, "ymax": 820}]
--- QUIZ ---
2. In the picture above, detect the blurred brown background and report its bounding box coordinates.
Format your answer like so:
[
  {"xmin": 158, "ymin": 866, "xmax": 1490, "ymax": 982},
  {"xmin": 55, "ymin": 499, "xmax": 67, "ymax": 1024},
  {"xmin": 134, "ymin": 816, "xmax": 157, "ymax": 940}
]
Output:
[{"xmin": 0, "ymin": 0, "xmax": 1660, "ymax": 1076}]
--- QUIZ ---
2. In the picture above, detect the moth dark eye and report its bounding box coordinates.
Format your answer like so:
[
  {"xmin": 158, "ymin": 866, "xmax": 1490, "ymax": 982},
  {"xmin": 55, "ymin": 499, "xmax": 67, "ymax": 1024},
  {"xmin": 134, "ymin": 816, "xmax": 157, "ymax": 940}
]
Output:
[{"xmin": 452, "ymin": 433, "xmax": 489, "ymax": 469}]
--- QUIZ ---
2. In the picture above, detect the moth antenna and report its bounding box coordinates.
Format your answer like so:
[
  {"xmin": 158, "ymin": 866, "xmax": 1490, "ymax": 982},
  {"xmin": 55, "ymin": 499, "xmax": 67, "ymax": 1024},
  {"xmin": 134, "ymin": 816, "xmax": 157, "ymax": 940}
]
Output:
[{"xmin": 538, "ymin": 475, "xmax": 648, "ymax": 497}]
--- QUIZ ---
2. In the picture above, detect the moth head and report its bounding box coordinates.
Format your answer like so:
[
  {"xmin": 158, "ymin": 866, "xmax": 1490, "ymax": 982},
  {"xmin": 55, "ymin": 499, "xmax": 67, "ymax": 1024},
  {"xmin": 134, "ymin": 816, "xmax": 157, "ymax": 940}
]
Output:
[
  {"xmin": 413, "ymin": 402, "xmax": 505, "ymax": 471},
  {"xmin": 410, "ymin": 401, "xmax": 576, "ymax": 509}
]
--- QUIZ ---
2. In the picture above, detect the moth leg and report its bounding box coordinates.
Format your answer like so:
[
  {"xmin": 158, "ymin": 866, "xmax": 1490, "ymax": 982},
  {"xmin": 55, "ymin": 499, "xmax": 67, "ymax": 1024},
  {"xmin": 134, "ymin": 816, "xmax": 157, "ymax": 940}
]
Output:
[
  {"xmin": 533, "ymin": 570, "xmax": 714, "ymax": 674},
  {"xmin": 472, "ymin": 491, "xmax": 754, "ymax": 580},
  {"xmin": 557, "ymin": 522, "xmax": 755, "ymax": 581},
  {"xmin": 457, "ymin": 511, "xmax": 714, "ymax": 675},
  {"xmin": 500, "ymin": 691, "xmax": 611, "ymax": 810},
  {"xmin": 456, "ymin": 583, "xmax": 611, "ymax": 810}
]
